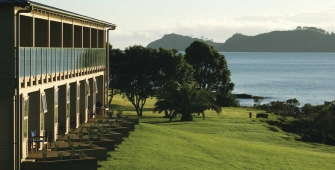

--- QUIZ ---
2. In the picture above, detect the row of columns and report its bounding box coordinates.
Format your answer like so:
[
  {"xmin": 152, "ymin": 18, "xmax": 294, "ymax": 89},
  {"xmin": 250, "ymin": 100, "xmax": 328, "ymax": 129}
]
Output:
[{"xmin": 21, "ymin": 76, "xmax": 102, "ymax": 160}]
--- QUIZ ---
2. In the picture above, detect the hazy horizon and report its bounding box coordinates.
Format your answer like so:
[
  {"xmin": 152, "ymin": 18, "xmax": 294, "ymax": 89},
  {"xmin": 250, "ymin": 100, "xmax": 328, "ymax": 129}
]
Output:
[{"xmin": 36, "ymin": 0, "xmax": 335, "ymax": 49}]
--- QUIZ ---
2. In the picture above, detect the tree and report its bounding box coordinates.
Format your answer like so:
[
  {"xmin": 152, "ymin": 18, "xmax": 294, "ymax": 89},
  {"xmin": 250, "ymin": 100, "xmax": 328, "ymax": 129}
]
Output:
[
  {"xmin": 285, "ymin": 98, "xmax": 300, "ymax": 115},
  {"xmin": 154, "ymin": 48, "xmax": 194, "ymax": 117},
  {"xmin": 184, "ymin": 41, "xmax": 236, "ymax": 105},
  {"xmin": 153, "ymin": 81, "xmax": 221, "ymax": 121},
  {"xmin": 253, "ymin": 96, "xmax": 264, "ymax": 108},
  {"xmin": 116, "ymin": 45, "xmax": 159, "ymax": 116},
  {"xmin": 269, "ymin": 101, "xmax": 287, "ymax": 115},
  {"xmin": 157, "ymin": 48, "xmax": 193, "ymax": 83},
  {"xmin": 108, "ymin": 48, "xmax": 125, "ymax": 105}
]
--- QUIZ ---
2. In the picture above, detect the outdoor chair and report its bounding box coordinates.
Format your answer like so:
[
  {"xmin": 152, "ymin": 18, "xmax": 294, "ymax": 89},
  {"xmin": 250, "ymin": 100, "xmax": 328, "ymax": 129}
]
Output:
[
  {"xmin": 27, "ymin": 137, "xmax": 34, "ymax": 153},
  {"xmin": 70, "ymin": 116, "xmax": 76, "ymax": 131},
  {"xmin": 58, "ymin": 123, "xmax": 65, "ymax": 137},
  {"xmin": 96, "ymin": 101, "xmax": 103, "ymax": 116},
  {"xmin": 30, "ymin": 130, "xmax": 48, "ymax": 152}
]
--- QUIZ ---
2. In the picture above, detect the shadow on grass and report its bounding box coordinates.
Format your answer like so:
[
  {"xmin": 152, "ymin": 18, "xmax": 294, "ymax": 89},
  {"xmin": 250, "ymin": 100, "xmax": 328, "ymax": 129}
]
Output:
[
  {"xmin": 268, "ymin": 126, "xmax": 280, "ymax": 132},
  {"xmin": 109, "ymin": 104, "xmax": 154, "ymax": 112},
  {"xmin": 147, "ymin": 120, "xmax": 184, "ymax": 125}
]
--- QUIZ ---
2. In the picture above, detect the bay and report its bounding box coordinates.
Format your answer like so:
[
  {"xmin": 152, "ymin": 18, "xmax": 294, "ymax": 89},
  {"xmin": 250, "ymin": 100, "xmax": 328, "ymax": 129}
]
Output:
[{"xmin": 222, "ymin": 52, "xmax": 335, "ymax": 106}]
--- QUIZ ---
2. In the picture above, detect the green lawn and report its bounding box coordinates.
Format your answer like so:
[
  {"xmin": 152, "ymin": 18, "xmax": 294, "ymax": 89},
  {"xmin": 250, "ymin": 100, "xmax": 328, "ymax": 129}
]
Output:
[{"xmin": 99, "ymin": 95, "xmax": 335, "ymax": 170}]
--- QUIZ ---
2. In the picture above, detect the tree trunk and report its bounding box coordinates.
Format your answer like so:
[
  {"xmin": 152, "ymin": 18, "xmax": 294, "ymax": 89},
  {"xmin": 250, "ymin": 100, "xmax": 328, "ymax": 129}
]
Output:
[
  {"xmin": 108, "ymin": 95, "xmax": 113, "ymax": 106},
  {"xmin": 181, "ymin": 113, "xmax": 193, "ymax": 121},
  {"xmin": 164, "ymin": 110, "xmax": 169, "ymax": 117}
]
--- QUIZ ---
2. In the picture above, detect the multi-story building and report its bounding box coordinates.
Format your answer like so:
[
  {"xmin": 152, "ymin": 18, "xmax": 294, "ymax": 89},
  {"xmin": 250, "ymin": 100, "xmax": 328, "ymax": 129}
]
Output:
[{"xmin": 0, "ymin": 1, "xmax": 116, "ymax": 169}]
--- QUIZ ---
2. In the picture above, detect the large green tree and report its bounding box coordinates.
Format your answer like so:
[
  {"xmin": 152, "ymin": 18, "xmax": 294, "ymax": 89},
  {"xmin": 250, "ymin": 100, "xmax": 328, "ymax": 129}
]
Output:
[
  {"xmin": 154, "ymin": 81, "xmax": 221, "ymax": 121},
  {"xmin": 155, "ymin": 48, "xmax": 193, "ymax": 86},
  {"xmin": 108, "ymin": 48, "xmax": 125, "ymax": 105},
  {"xmin": 185, "ymin": 41, "xmax": 236, "ymax": 105},
  {"xmin": 115, "ymin": 45, "xmax": 159, "ymax": 116},
  {"xmin": 154, "ymin": 48, "xmax": 194, "ymax": 117}
]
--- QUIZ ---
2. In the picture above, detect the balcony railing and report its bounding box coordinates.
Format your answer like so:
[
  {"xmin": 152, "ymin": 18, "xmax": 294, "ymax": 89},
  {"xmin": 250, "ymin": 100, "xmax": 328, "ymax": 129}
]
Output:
[{"xmin": 19, "ymin": 47, "xmax": 106, "ymax": 78}]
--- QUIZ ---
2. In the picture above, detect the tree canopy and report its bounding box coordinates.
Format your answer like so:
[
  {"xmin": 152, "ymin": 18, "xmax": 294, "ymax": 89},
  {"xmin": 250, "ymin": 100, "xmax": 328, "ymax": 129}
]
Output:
[
  {"xmin": 111, "ymin": 45, "xmax": 158, "ymax": 116},
  {"xmin": 109, "ymin": 46, "xmax": 194, "ymax": 116},
  {"xmin": 154, "ymin": 81, "xmax": 221, "ymax": 121},
  {"xmin": 185, "ymin": 41, "xmax": 236, "ymax": 106},
  {"xmin": 109, "ymin": 42, "xmax": 237, "ymax": 117}
]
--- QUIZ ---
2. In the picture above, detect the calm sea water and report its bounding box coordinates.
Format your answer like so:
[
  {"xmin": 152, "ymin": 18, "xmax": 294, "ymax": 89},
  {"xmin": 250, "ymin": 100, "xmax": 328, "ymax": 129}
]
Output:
[{"xmin": 222, "ymin": 52, "xmax": 335, "ymax": 106}]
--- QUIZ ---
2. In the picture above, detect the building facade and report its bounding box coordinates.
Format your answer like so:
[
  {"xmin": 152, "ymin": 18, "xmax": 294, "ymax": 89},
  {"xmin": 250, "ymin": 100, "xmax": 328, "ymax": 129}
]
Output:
[{"xmin": 0, "ymin": 1, "xmax": 116, "ymax": 169}]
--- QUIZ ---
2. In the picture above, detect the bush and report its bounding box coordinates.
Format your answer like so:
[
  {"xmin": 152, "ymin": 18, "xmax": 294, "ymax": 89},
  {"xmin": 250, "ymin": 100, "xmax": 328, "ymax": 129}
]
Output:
[
  {"xmin": 216, "ymin": 93, "xmax": 240, "ymax": 107},
  {"xmin": 107, "ymin": 111, "xmax": 114, "ymax": 119}
]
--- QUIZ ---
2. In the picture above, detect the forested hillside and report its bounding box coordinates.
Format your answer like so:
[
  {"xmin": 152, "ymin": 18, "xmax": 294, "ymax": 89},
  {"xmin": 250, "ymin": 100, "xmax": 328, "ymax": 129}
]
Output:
[
  {"xmin": 147, "ymin": 29, "xmax": 335, "ymax": 52},
  {"xmin": 146, "ymin": 33, "xmax": 222, "ymax": 51}
]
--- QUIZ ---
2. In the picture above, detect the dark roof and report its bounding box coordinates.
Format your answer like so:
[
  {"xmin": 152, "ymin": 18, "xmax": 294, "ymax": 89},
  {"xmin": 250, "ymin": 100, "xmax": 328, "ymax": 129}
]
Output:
[
  {"xmin": 0, "ymin": 0, "xmax": 116, "ymax": 28},
  {"xmin": 0, "ymin": 0, "xmax": 30, "ymax": 7}
]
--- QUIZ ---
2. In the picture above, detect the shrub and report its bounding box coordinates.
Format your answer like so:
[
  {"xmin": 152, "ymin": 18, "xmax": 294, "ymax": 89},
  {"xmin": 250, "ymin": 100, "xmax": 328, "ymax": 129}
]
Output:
[
  {"xmin": 107, "ymin": 110, "xmax": 114, "ymax": 119},
  {"xmin": 97, "ymin": 125, "xmax": 103, "ymax": 140},
  {"xmin": 53, "ymin": 140, "xmax": 59, "ymax": 151},
  {"xmin": 67, "ymin": 135, "xmax": 74, "ymax": 148},
  {"xmin": 88, "ymin": 140, "xmax": 95, "ymax": 149},
  {"xmin": 57, "ymin": 152, "xmax": 65, "ymax": 160},
  {"xmin": 87, "ymin": 125, "xmax": 95, "ymax": 140},
  {"xmin": 78, "ymin": 126, "xmax": 84, "ymax": 142},
  {"xmin": 77, "ymin": 144, "xmax": 86, "ymax": 159},
  {"xmin": 42, "ymin": 148, "xmax": 47, "ymax": 161}
]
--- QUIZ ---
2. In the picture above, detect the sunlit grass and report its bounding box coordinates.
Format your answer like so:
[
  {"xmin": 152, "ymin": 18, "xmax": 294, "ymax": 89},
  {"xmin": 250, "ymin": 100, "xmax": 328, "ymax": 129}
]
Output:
[{"xmin": 100, "ymin": 95, "xmax": 335, "ymax": 169}]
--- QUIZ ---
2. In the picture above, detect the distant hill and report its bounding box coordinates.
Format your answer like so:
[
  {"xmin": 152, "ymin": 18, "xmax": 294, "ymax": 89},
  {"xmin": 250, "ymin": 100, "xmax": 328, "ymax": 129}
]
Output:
[
  {"xmin": 146, "ymin": 33, "xmax": 222, "ymax": 51},
  {"xmin": 147, "ymin": 29, "xmax": 335, "ymax": 52}
]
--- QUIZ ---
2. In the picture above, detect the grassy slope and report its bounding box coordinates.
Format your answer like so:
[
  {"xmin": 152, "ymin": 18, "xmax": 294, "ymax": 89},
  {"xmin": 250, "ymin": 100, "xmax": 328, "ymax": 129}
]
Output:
[{"xmin": 100, "ymin": 95, "xmax": 335, "ymax": 170}]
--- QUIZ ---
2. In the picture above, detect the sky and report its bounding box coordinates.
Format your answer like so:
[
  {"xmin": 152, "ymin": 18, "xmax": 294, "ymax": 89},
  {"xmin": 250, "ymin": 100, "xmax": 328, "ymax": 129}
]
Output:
[{"xmin": 36, "ymin": 0, "xmax": 335, "ymax": 49}]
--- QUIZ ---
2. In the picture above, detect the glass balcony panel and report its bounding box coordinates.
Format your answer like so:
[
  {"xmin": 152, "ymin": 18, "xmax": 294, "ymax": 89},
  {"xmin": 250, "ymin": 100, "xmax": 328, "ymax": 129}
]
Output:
[
  {"xmin": 73, "ymin": 49, "xmax": 77, "ymax": 70},
  {"xmin": 68, "ymin": 49, "xmax": 72, "ymax": 71},
  {"xmin": 93, "ymin": 49, "xmax": 96, "ymax": 67},
  {"xmin": 63, "ymin": 48, "xmax": 68, "ymax": 72},
  {"xmin": 94, "ymin": 49, "xmax": 97, "ymax": 67},
  {"xmin": 72, "ymin": 49, "xmax": 75, "ymax": 71},
  {"xmin": 77, "ymin": 49, "xmax": 81, "ymax": 70},
  {"xmin": 56, "ymin": 48, "xmax": 62, "ymax": 73},
  {"xmin": 76, "ymin": 49, "xmax": 79, "ymax": 70},
  {"xmin": 19, "ymin": 47, "xmax": 106, "ymax": 80},
  {"xmin": 83, "ymin": 49, "xmax": 86, "ymax": 68},
  {"xmin": 102, "ymin": 49, "xmax": 106, "ymax": 65},
  {"xmin": 47, "ymin": 48, "xmax": 51, "ymax": 74},
  {"xmin": 36, "ymin": 48, "xmax": 42, "ymax": 75},
  {"xmin": 52, "ymin": 48, "xmax": 56, "ymax": 74},
  {"xmin": 84, "ymin": 49, "xmax": 87, "ymax": 68},
  {"xmin": 99, "ymin": 49, "xmax": 101, "ymax": 66},
  {"xmin": 25, "ymin": 48, "xmax": 31, "ymax": 77},
  {"xmin": 42, "ymin": 48, "xmax": 47, "ymax": 75},
  {"xmin": 89, "ymin": 49, "xmax": 92, "ymax": 68},
  {"xmin": 31, "ymin": 48, "xmax": 36, "ymax": 77},
  {"xmin": 20, "ymin": 48, "xmax": 25, "ymax": 78},
  {"xmin": 86, "ymin": 49, "xmax": 89, "ymax": 68}
]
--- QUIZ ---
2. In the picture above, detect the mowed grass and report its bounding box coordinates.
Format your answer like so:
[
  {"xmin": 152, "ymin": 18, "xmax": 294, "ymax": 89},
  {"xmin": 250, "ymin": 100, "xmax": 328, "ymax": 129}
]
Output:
[{"xmin": 99, "ymin": 95, "xmax": 335, "ymax": 170}]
